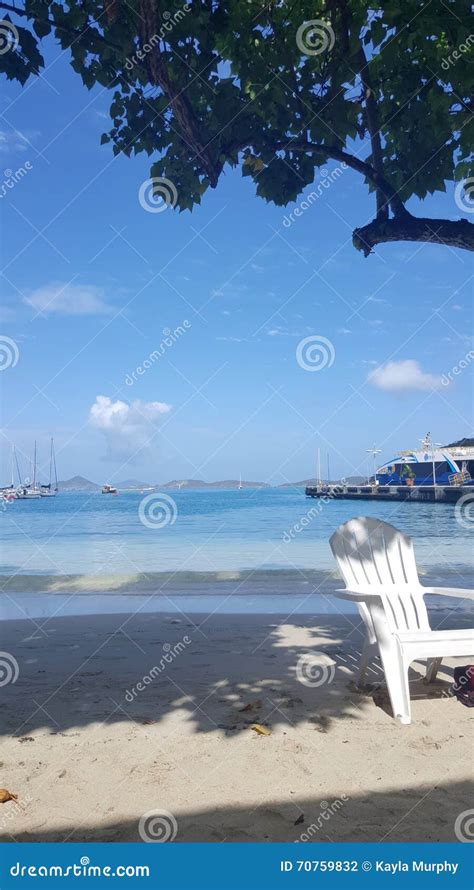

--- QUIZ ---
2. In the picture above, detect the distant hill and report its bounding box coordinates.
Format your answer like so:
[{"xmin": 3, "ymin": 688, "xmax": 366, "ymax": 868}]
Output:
[
  {"xmin": 444, "ymin": 438, "xmax": 474, "ymax": 448},
  {"xmin": 58, "ymin": 475, "xmax": 100, "ymax": 491},
  {"xmin": 115, "ymin": 479, "xmax": 155, "ymax": 490},
  {"xmin": 58, "ymin": 475, "xmax": 368, "ymax": 492},
  {"xmin": 279, "ymin": 477, "xmax": 368, "ymax": 487},
  {"xmin": 161, "ymin": 479, "xmax": 269, "ymax": 490},
  {"xmin": 57, "ymin": 477, "xmax": 271, "ymax": 491},
  {"xmin": 279, "ymin": 479, "xmax": 317, "ymax": 488}
]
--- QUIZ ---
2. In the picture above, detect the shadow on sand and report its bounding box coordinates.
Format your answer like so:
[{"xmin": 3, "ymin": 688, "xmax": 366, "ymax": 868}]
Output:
[
  {"xmin": 2, "ymin": 610, "xmax": 466, "ymax": 738},
  {"xmin": 2, "ymin": 778, "xmax": 471, "ymax": 843},
  {"xmin": 1, "ymin": 609, "xmax": 471, "ymax": 844}
]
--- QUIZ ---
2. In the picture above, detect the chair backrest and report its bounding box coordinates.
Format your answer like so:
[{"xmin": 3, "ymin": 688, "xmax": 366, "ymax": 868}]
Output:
[{"xmin": 329, "ymin": 517, "xmax": 430, "ymax": 633}]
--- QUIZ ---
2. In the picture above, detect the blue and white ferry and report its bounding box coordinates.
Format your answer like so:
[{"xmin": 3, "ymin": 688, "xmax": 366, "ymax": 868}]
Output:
[{"xmin": 375, "ymin": 434, "xmax": 474, "ymax": 487}]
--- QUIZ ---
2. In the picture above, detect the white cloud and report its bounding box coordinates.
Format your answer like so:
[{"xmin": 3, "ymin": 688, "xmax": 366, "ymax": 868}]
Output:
[
  {"xmin": 24, "ymin": 282, "xmax": 112, "ymax": 315},
  {"xmin": 0, "ymin": 128, "xmax": 40, "ymax": 153},
  {"xmin": 89, "ymin": 396, "xmax": 171, "ymax": 462},
  {"xmin": 367, "ymin": 296, "xmax": 389, "ymax": 305},
  {"xmin": 216, "ymin": 336, "xmax": 245, "ymax": 342},
  {"xmin": 368, "ymin": 359, "xmax": 443, "ymax": 393},
  {"xmin": 265, "ymin": 326, "xmax": 304, "ymax": 337}
]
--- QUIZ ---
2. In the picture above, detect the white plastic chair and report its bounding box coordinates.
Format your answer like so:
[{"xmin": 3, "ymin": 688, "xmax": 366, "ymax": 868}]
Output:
[{"xmin": 329, "ymin": 517, "xmax": 474, "ymax": 724}]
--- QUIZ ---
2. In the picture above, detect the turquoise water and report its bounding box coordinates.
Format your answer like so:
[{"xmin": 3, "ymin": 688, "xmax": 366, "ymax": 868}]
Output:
[{"xmin": 1, "ymin": 489, "xmax": 472, "ymax": 618}]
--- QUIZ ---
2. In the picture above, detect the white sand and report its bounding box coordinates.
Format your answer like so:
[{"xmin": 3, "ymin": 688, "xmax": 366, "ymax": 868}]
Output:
[{"xmin": 1, "ymin": 609, "xmax": 472, "ymax": 842}]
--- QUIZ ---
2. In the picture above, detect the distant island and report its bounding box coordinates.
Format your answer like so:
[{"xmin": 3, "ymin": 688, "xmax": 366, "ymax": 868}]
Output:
[
  {"xmin": 57, "ymin": 475, "xmax": 367, "ymax": 492},
  {"xmin": 162, "ymin": 479, "xmax": 270, "ymax": 490},
  {"xmin": 57, "ymin": 475, "xmax": 101, "ymax": 492},
  {"xmin": 58, "ymin": 477, "xmax": 270, "ymax": 491}
]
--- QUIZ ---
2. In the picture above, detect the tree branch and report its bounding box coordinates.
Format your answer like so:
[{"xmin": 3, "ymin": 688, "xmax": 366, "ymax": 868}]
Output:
[
  {"xmin": 0, "ymin": 2, "xmax": 27, "ymax": 15},
  {"xmin": 354, "ymin": 44, "xmax": 388, "ymax": 221},
  {"xmin": 353, "ymin": 216, "xmax": 474, "ymax": 256},
  {"xmin": 273, "ymin": 140, "xmax": 409, "ymax": 219},
  {"xmin": 335, "ymin": 0, "xmax": 389, "ymax": 221},
  {"xmin": 139, "ymin": 0, "xmax": 221, "ymax": 186}
]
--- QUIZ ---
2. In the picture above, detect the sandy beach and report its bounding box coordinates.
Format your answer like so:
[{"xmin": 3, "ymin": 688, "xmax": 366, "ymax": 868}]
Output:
[{"xmin": 1, "ymin": 606, "xmax": 472, "ymax": 843}]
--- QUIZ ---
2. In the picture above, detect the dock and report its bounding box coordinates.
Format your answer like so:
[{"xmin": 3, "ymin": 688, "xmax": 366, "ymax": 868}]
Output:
[{"xmin": 305, "ymin": 483, "xmax": 471, "ymax": 503}]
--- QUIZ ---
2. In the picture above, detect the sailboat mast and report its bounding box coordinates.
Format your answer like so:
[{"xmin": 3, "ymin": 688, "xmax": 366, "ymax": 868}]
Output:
[
  {"xmin": 14, "ymin": 447, "xmax": 22, "ymax": 486},
  {"xmin": 52, "ymin": 438, "xmax": 58, "ymax": 490},
  {"xmin": 33, "ymin": 440, "xmax": 37, "ymax": 489}
]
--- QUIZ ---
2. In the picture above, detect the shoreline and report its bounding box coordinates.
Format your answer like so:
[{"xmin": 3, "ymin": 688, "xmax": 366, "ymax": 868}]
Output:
[
  {"xmin": 1, "ymin": 609, "xmax": 472, "ymax": 842},
  {"xmin": 2, "ymin": 567, "xmax": 473, "ymax": 621}
]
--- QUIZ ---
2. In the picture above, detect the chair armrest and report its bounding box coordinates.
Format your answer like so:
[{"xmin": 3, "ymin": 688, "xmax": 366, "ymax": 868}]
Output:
[
  {"xmin": 334, "ymin": 588, "xmax": 383, "ymax": 603},
  {"xmin": 422, "ymin": 586, "xmax": 474, "ymax": 600}
]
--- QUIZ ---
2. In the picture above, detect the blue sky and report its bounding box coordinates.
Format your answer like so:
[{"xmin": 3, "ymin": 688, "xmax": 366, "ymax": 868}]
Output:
[{"xmin": 1, "ymin": 39, "xmax": 472, "ymax": 486}]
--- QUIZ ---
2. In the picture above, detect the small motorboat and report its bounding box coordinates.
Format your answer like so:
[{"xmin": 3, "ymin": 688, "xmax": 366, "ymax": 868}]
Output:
[{"xmin": 102, "ymin": 484, "xmax": 118, "ymax": 495}]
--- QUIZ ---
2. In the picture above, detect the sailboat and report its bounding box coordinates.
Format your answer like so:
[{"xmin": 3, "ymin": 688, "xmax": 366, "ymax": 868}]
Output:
[
  {"xmin": 238, "ymin": 473, "xmax": 243, "ymax": 490},
  {"xmin": 0, "ymin": 446, "xmax": 17, "ymax": 501},
  {"xmin": 40, "ymin": 438, "xmax": 58, "ymax": 497},
  {"xmin": 16, "ymin": 441, "xmax": 41, "ymax": 499}
]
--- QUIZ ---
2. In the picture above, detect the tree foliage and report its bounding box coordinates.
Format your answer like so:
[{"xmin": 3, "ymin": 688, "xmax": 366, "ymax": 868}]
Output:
[{"xmin": 1, "ymin": 0, "xmax": 473, "ymax": 253}]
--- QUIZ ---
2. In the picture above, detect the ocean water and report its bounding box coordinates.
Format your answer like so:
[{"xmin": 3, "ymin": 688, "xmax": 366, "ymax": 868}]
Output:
[{"xmin": 1, "ymin": 488, "xmax": 472, "ymax": 618}]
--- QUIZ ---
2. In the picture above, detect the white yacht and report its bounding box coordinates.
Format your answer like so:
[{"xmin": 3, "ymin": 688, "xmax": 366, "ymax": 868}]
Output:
[{"xmin": 16, "ymin": 442, "xmax": 41, "ymax": 499}]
